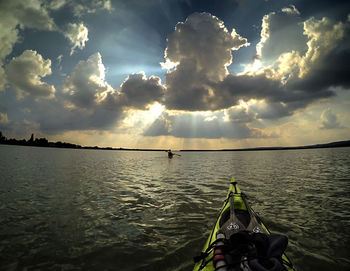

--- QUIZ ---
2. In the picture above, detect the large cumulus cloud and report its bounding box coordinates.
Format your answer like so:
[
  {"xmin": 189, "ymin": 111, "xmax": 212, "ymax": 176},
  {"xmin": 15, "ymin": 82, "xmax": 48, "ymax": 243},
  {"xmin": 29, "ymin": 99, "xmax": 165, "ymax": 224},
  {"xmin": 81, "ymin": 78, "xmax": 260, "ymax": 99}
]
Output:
[
  {"xmin": 141, "ymin": 10, "xmax": 350, "ymax": 138},
  {"xmin": 63, "ymin": 53, "xmax": 164, "ymax": 109},
  {"xmin": 161, "ymin": 10, "xmax": 350, "ymax": 118},
  {"xmin": 2, "ymin": 52, "xmax": 122, "ymax": 133},
  {"xmin": 0, "ymin": 0, "xmax": 95, "ymax": 91},
  {"xmin": 63, "ymin": 53, "xmax": 113, "ymax": 108},
  {"xmin": 0, "ymin": 0, "xmax": 57, "ymax": 90},
  {"xmin": 13, "ymin": 52, "xmax": 165, "ymax": 133},
  {"xmin": 279, "ymin": 16, "xmax": 350, "ymax": 92},
  {"xmin": 6, "ymin": 50, "xmax": 55, "ymax": 97},
  {"xmin": 163, "ymin": 12, "xmax": 250, "ymax": 110}
]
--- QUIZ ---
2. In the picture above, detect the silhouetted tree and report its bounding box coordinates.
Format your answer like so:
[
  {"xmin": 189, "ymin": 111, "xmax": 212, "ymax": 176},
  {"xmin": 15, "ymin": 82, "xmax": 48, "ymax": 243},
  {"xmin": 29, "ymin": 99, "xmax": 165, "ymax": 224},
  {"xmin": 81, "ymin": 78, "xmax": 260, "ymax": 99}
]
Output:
[
  {"xmin": 0, "ymin": 131, "xmax": 5, "ymax": 143},
  {"xmin": 34, "ymin": 137, "xmax": 49, "ymax": 146},
  {"xmin": 28, "ymin": 133, "xmax": 34, "ymax": 143}
]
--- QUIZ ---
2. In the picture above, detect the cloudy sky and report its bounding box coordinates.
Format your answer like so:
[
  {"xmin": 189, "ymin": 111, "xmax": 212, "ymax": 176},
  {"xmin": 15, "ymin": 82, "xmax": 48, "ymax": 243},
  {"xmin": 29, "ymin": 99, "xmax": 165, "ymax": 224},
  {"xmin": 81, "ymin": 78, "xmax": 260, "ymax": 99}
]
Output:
[{"xmin": 0, "ymin": 0, "xmax": 349, "ymax": 149}]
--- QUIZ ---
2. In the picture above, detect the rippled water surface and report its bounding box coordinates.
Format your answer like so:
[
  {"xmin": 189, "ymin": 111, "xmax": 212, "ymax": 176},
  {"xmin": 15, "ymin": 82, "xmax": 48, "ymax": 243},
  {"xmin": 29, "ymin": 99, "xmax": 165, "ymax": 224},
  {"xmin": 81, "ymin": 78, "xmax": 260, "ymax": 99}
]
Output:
[{"xmin": 1, "ymin": 145, "xmax": 350, "ymax": 271}]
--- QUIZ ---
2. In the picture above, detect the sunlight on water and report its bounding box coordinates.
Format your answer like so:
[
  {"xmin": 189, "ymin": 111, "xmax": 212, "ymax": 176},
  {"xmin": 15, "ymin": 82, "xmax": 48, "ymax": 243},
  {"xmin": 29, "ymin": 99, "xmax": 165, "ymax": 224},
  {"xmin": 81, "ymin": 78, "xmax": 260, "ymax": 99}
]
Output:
[{"xmin": 0, "ymin": 145, "xmax": 349, "ymax": 270}]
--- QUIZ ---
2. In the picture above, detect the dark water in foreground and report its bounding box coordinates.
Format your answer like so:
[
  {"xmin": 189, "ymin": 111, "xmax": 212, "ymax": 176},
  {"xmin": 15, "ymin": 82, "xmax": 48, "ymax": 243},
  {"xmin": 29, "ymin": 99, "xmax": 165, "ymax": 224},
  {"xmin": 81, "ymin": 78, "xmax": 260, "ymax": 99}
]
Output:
[{"xmin": 0, "ymin": 145, "xmax": 349, "ymax": 271}]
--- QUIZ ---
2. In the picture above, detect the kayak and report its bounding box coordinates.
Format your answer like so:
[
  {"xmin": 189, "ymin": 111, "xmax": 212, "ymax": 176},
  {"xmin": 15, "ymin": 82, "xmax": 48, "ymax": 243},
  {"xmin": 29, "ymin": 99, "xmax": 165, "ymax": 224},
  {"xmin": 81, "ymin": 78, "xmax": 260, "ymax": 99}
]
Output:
[{"xmin": 193, "ymin": 178, "xmax": 295, "ymax": 271}]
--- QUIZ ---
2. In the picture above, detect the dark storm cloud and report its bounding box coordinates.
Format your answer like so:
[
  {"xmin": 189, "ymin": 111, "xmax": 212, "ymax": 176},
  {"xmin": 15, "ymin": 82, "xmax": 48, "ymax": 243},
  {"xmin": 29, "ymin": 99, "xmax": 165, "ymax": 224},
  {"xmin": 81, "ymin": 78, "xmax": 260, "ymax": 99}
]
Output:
[
  {"xmin": 277, "ymin": 16, "xmax": 350, "ymax": 109},
  {"xmin": 118, "ymin": 73, "xmax": 165, "ymax": 109},
  {"xmin": 33, "ymin": 99, "xmax": 123, "ymax": 133},
  {"xmin": 143, "ymin": 114, "xmax": 170, "ymax": 136},
  {"xmin": 161, "ymin": 12, "xmax": 289, "ymax": 113},
  {"xmin": 215, "ymin": 73, "xmax": 284, "ymax": 106},
  {"xmin": 288, "ymin": 47, "xmax": 350, "ymax": 93},
  {"xmin": 0, "ymin": 91, "xmax": 122, "ymax": 135},
  {"xmin": 226, "ymin": 107, "xmax": 255, "ymax": 123},
  {"xmin": 293, "ymin": 0, "xmax": 350, "ymax": 20},
  {"xmin": 249, "ymin": 101, "xmax": 293, "ymax": 120},
  {"xmin": 161, "ymin": 10, "xmax": 350, "ymax": 120},
  {"xmin": 257, "ymin": 5, "xmax": 308, "ymax": 61},
  {"xmin": 163, "ymin": 12, "xmax": 250, "ymax": 111}
]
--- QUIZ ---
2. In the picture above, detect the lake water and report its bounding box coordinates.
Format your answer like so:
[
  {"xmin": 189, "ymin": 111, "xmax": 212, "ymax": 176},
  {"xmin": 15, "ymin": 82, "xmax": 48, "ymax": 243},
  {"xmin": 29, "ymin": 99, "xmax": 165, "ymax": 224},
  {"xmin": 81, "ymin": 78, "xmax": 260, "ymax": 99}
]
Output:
[{"xmin": 0, "ymin": 145, "xmax": 349, "ymax": 271}]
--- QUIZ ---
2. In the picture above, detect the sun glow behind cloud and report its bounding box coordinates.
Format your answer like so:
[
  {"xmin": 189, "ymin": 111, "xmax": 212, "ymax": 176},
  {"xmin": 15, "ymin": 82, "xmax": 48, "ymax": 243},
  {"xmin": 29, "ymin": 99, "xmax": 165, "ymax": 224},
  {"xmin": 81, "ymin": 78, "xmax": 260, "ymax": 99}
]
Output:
[
  {"xmin": 1, "ymin": 1, "xmax": 349, "ymax": 149},
  {"xmin": 160, "ymin": 59, "xmax": 179, "ymax": 70},
  {"xmin": 120, "ymin": 102, "xmax": 165, "ymax": 131},
  {"xmin": 242, "ymin": 59, "xmax": 263, "ymax": 73}
]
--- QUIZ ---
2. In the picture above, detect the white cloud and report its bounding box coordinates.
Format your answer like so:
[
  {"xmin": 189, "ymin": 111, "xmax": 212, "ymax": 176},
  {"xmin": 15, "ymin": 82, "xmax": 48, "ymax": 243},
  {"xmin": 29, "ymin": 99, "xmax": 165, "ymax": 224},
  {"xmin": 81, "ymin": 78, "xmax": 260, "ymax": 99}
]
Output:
[
  {"xmin": 64, "ymin": 23, "xmax": 89, "ymax": 55},
  {"xmin": 57, "ymin": 54, "xmax": 63, "ymax": 71},
  {"xmin": 164, "ymin": 12, "xmax": 249, "ymax": 82},
  {"xmin": 0, "ymin": 0, "xmax": 57, "ymax": 32},
  {"xmin": 63, "ymin": 53, "xmax": 113, "ymax": 107},
  {"xmin": 281, "ymin": 5, "xmax": 300, "ymax": 16},
  {"xmin": 0, "ymin": 0, "xmax": 58, "ymax": 90},
  {"xmin": 320, "ymin": 108, "xmax": 344, "ymax": 129},
  {"xmin": 5, "ymin": 50, "xmax": 55, "ymax": 97},
  {"xmin": 0, "ymin": 17, "xmax": 18, "ymax": 63}
]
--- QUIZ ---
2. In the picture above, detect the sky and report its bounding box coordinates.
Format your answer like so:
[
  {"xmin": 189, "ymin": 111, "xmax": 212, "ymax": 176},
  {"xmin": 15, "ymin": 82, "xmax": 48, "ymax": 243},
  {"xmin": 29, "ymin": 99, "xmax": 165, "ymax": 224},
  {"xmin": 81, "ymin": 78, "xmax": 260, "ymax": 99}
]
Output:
[{"xmin": 0, "ymin": 0, "xmax": 349, "ymax": 149}]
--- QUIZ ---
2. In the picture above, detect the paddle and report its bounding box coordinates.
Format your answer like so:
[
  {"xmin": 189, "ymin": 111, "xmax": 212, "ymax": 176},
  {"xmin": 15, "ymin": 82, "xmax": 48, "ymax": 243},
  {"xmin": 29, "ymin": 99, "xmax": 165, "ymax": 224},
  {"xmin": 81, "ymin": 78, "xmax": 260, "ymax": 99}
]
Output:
[{"xmin": 165, "ymin": 150, "xmax": 181, "ymax": 157}]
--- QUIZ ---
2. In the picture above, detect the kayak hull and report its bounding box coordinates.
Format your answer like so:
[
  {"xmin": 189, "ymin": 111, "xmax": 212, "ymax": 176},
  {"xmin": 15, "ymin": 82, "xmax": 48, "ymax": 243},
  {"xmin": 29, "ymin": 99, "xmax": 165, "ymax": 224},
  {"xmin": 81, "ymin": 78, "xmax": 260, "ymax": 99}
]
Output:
[{"xmin": 193, "ymin": 178, "xmax": 295, "ymax": 271}]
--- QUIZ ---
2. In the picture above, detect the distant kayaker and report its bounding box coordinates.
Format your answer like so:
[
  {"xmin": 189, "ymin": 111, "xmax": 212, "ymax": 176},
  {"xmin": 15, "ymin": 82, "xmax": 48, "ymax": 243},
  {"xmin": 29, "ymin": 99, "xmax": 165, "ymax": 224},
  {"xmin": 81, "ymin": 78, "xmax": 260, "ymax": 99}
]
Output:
[{"xmin": 167, "ymin": 149, "xmax": 173, "ymax": 158}]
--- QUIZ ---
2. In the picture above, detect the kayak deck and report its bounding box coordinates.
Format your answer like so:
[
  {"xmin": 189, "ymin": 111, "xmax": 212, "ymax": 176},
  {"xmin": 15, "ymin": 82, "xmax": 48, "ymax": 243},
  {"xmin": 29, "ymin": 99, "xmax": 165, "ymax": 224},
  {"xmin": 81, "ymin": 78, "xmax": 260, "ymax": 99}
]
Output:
[{"xmin": 193, "ymin": 178, "xmax": 295, "ymax": 271}]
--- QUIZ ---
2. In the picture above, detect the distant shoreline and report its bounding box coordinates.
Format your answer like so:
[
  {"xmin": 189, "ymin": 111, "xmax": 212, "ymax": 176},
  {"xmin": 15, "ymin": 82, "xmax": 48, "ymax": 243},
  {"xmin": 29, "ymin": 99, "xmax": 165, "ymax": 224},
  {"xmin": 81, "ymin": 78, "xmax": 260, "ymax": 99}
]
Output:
[
  {"xmin": 1, "ymin": 131, "xmax": 349, "ymax": 152},
  {"xmin": 179, "ymin": 140, "xmax": 350, "ymax": 152}
]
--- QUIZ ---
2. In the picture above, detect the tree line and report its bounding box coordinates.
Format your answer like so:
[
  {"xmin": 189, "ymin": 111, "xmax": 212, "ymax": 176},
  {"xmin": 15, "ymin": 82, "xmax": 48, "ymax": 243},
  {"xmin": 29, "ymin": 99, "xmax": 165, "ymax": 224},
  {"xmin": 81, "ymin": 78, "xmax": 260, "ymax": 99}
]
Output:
[{"xmin": 0, "ymin": 131, "xmax": 82, "ymax": 149}]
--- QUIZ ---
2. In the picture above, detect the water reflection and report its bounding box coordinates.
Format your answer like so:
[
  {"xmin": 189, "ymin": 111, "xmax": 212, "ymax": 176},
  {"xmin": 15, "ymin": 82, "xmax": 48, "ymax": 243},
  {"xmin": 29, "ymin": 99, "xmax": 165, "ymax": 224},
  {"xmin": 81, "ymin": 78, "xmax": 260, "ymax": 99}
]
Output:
[{"xmin": 0, "ymin": 146, "xmax": 349, "ymax": 270}]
